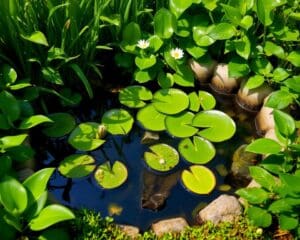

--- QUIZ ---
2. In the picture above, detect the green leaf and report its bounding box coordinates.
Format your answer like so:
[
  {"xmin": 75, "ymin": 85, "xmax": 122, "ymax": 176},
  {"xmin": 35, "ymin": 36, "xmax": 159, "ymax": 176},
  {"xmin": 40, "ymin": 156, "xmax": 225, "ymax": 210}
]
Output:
[
  {"xmin": 154, "ymin": 8, "xmax": 177, "ymax": 39},
  {"xmin": 264, "ymin": 41, "xmax": 285, "ymax": 59},
  {"xmin": 135, "ymin": 55, "xmax": 157, "ymax": 70},
  {"xmin": 249, "ymin": 166, "xmax": 277, "ymax": 190},
  {"xmin": 188, "ymin": 92, "xmax": 200, "ymax": 112},
  {"xmin": 179, "ymin": 136, "xmax": 215, "ymax": 164},
  {"xmin": 23, "ymin": 168, "xmax": 55, "ymax": 203},
  {"xmin": 59, "ymin": 154, "xmax": 96, "ymax": 178},
  {"xmin": 6, "ymin": 145, "xmax": 34, "ymax": 163},
  {"xmin": 280, "ymin": 173, "xmax": 300, "ymax": 193},
  {"xmin": 134, "ymin": 68, "xmax": 157, "ymax": 83},
  {"xmin": 236, "ymin": 187, "xmax": 269, "ymax": 204},
  {"xmin": 208, "ymin": 23, "xmax": 236, "ymax": 40},
  {"xmin": 273, "ymin": 110, "xmax": 295, "ymax": 137},
  {"xmin": 251, "ymin": 57, "xmax": 273, "ymax": 76},
  {"xmin": 148, "ymin": 35, "xmax": 163, "ymax": 52},
  {"xmin": 144, "ymin": 144, "xmax": 179, "ymax": 172},
  {"xmin": 0, "ymin": 176, "xmax": 27, "ymax": 215},
  {"xmin": 158, "ymin": 72, "xmax": 174, "ymax": 89},
  {"xmin": 122, "ymin": 22, "xmax": 141, "ymax": 45},
  {"xmin": 221, "ymin": 4, "xmax": 242, "ymax": 25},
  {"xmin": 19, "ymin": 115, "xmax": 53, "ymax": 129},
  {"xmin": 287, "ymin": 51, "xmax": 300, "ymax": 67},
  {"xmin": 202, "ymin": 0, "xmax": 218, "ymax": 10},
  {"xmin": 29, "ymin": 204, "xmax": 75, "ymax": 231},
  {"xmin": 0, "ymin": 64, "xmax": 17, "ymax": 86},
  {"xmin": 94, "ymin": 161, "xmax": 128, "ymax": 189},
  {"xmin": 137, "ymin": 104, "xmax": 166, "ymax": 131},
  {"xmin": 247, "ymin": 206, "xmax": 272, "ymax": 227},
  {"xmin": 240, "ymin": 15, "xmax": 253, "ymax": 30},
  {"xmin": 265, "ymin": 90, "xmax": 294, "ymax": 109},
  {"xmin": 119, "ymin": 86, "xmax": 152, "ymax": 108},
  {"xmin": 256, "ymin": 0, "xmax": 273, "ymax": 26},
  {"xmin": 38, "ymin": 228, "xmax": 71, "ymax": 240},
  {"xmin": 279, "ymin": 215, "xmax": 299, "ymax": 230},
  {"xmin": 102, "ymin": 109, "xmax": 134, "ymax": 135},
  {"xmin": 198, "ymin": 91, "xmax": 216, "ymax": 110},
  {"xmin": 0, "ymin": 90, "xmax": 20, "ymax": 122},
  {"xmin": 181, "ymin": 165, "xmax": 216, "ymax": 194},
  {"xmin": 21, "ymin": 31, "xmax": 49, "ymax": 46},
  {"xmin": 0, "ymin": 134, "xmax": 28, "ymax": 150},
  {"xmin": 25, "ymin": 191, "xmax": 48, "ymax": 220},
  {"xmin": 42, "ymin": 67, "xmax": 63, "ymax": 85},
  {"xmin": 273, "ymin": 68, "xmax": 290, "ymax": 82},
  {"xmin": 169, "ymin": 0, "xmax": 193, "ymax": 18},
  {"xmin": 245, "ymin": 75, "xmax": 265, "ymax": 89},
  {"xmin": 173, "ymin": 65, "xmax": 195, "ymax": 87},
  {"xmin": 246, "ymin": 139, "xmax": 281, "ymax": 154},
  {"xmin": 268, "ymin": 199, "xmax": 293, "ymax": 213},
  {"xmin": 235, "ymin": 34, "xmax": 251, "ymax": 59},
  {"xmin": 0, "ymin": 155, "xmax": 12, "ymax": 178},
  {"xmin": 228, "ymin": 56, "xmax": 250, "ymax": 78},
  {"xmin": 193, "ymin": 27, "xmax": 215, "ymax": 46},
  {"xmin": 284, "ymin": 76, "xmax": 300, "ymax": 93}
]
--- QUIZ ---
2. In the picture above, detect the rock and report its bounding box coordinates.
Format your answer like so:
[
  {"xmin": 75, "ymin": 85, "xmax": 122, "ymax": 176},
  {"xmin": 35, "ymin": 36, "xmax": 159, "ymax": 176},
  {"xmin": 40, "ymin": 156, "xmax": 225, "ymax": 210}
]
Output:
[
  {"xmin": 151, "ymin": 217, "xmax": 188, "ymax": 237},
  {"xmin": 118, "ymin": 224, "xmax": 140, "ymax": 239},
  {"xmin": 255, "ymin": 103, "xmax": 275, "ymax": 135},
  {"xmin": 197, "ymin": 194, "xmax": 242, "ymax": 224},
  {"xmin": 188, "ymin": 58, "xmax": 217, "ymax": 84},
  {"xmin": 264, "ymin": 128, "xmax": 279, "ymax": 142},
  {"xmin": 141, "ymin": 131, "xmax": 159, "ymax": 144}
]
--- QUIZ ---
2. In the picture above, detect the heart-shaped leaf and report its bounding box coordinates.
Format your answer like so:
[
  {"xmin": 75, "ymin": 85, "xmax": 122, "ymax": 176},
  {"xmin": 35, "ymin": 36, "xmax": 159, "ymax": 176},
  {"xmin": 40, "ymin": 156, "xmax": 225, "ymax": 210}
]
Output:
[
  {"xmin": 135, "ymin": 55, "xmax": 157, "ymax": 70},
  {"xmin": 198, "ymin": 91, "xmax": 216, "ymax": 110},
  {"xmin": 154, "ymin": 8, "xmax": 177, "ymax": 39},
  {"xmin": 119, "ymin": 86, "xmax": 152, "ymax": 108},
  {"xmin": 137, "ymin": 104, "xmax": 166, "ymax": 131}
]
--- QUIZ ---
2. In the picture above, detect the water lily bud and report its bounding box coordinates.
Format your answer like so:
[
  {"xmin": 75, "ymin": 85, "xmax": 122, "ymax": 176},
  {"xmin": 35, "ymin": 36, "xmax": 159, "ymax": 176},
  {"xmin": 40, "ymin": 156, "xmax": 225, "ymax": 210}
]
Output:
[{"xmin": 98, "ymin": 124, "xmax": 107, "ymax": 138}]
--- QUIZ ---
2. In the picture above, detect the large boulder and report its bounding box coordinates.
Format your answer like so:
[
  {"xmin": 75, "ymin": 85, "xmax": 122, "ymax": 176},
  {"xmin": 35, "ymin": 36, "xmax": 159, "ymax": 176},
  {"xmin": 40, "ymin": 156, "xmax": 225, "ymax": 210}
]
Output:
[
  {"xmin": 151, "ymin": 217, "xmax": 188, "ymax": 237},
  {"xmin": 118, "ymin": 224, "xmax": 140, "ymax": 239}
]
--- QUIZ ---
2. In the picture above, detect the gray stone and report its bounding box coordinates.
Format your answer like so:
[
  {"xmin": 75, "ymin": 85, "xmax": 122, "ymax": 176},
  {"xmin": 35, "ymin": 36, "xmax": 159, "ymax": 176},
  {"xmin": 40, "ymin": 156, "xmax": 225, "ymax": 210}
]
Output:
[
  {"xmin": 198, "ymin": 194, "xmax": 242, "ymax": 224},
  {"xmin": 141, "ymin": 131, "xmax": 159, "ymax": 144},
  {"xmin": 118, "ymin": 224, "xmax": 140, "ymax": 239},
  {"xmin": 151, "ymin": 217, "xmax": 188, "ymax": 237}
]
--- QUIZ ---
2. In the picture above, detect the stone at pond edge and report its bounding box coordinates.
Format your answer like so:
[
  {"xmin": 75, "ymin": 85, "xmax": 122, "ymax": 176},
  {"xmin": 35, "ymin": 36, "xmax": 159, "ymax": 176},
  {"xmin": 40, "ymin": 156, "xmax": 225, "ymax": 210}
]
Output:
[
  {"xmin": 151, "ymin": 217, "xmax": 189, "ymax": 237},
  {"xmin": 197, "ymin": 194, "xmax": 242, "ymax": 224},
  {"xmin": 141, "ymin": 131, "xmax": 159, "ymax": 144},
  {"xmin": 118, "ymin": 224, "xmax": 140, "ymax": 239}
]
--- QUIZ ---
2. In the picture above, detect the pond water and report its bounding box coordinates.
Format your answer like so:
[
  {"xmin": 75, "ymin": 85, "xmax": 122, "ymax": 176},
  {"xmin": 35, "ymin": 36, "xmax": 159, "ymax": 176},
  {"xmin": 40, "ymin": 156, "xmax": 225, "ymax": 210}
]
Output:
[{"xmin": 33, "ymin": 90, "xmax": 256, "ymax": 231}]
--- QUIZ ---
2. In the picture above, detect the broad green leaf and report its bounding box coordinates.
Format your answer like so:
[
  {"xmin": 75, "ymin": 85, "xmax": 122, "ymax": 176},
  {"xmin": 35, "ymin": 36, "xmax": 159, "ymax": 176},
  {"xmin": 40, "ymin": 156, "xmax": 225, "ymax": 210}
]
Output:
[
  {"xmin": 261, "ymin": 154, "xmax": 285, "ymax": 175},
  {"xmin": 0, "ymin": 64, "xmax": 17, "ymax": 86},
  {"xmin": 228, "ymin": 56, "xmax": 250, "ymax": 78},
  {"xmin": 268, "ymin": 199, "xmax": 293, "ymax": 213},
  {"xmin": 264, "ymin": 41, "xmax": 285, "ymax": 59},
  {"xmin": 0, "ymin": 134, "xmax": 28, "ymax": 150},
  {"xmin": 144, "ymin": 144, "xmax": 179, "ymax": 172},
  {"xmin": 148, "ymin": 35, "xmax": 163, "ymax": 52},
  {"xmin": 0, "ymin": 176, "xmax": 27, "ymax": 215},
  {"xmin": 251, "ymin": 57, "xmax": 273, "ymax": 76},
  {"xmin": 134, "ymin": 68, "xmax": 157, "ymax": 83},
  {"xmin": 273, "ymin": 110, "xmax": 295, "ymax": 137},
  {"xmin": 249, "ymin": 166, "xmax": 277, "ymax": 190},
  {"xmin": 173, "ymin": 65, "xmax": 194, "ymax": 87},
  {"xmin": 247, "ymin": 206, "xmax": 272, "ymax": 227},
  {"xmin": 19, "ymin": 115, "xmax": 53, "ymax": 129},
  {"xmin": 94, "ymin": 161, "xmax": 128, "ymax": 189},
  {"xmin": 221, "ymin": 4, "xmax": 242, "ymax": 25},
  {"xmin": 202, "ymin": 0, "xmax": 218, "ymax": 10},
  {"xmin": 158, "ymin": 72, "xmax": 174, "ymax": 89},
  {"xmin": 25, "ymin": 191, "xmax": 48, "ymax": 220},
  {"xmin": 137, "ymin": 104, "xmax": 166, "ymax": 131},
  {"xmin": 208, "ymin": 23, "xmax": 236, "ymax": 40},
  {"xmin": 102, "ymin": 109, "xmax": 134, "ymax": 135},
  {"xmin": 198, "ymin": 91, "xmax": 216, "ymax": 110},
  {"xmin": 279, "ymin": 215, "xmax": 299, "ymax": 230},
  {"xmin": 287, "ymin": 51, "xmax": 300, "ymax": 67},
  {"xmin": 235, "ymin": 34, "xmax": 251, "ymax": 59},
  {"xmin": 236, "ymin": 187, "xmax": 269, "ymax": 204},
  {"xmin": 179, "ymin": 136, "xmax": 215, "ymax": 164},
  {"xmin": 246, "ymin": 139, "xmax": 281, "ymax": 154},
  {"xmin": 42, "ymin": 67, "xmax": 63, "ymax": 85},
  {"xmin": 280, "ymin": 173, "xmax": 300, "ymax": 193},
  {"xmin": 245, "ymin": 75, "xmax": 265, "ymax": 89},
  {"xmin": 188, "ymin": 92, "xmax": 200, "ymax": 112},
  {"xmin": 256, "ymin": 0, "xmax": 273, "ymax": 26},
  {"xmin": 23, "ymin": 168, "xmax": 55, "ymax": 202},
  {"xmin": 122, "ymin": 22, "xmax": 141, "ymax": 45},
  {"xmin": 154, "ymin": 8, "xmax": 177, "ymax": 39},
  {"xmin": 38, "ymin": 228, "xmax": 71, "ymax": 240},
  {"xmin": 0, "ymin": 90, "xmax": 20, "ymax": 122},
  {"xmin": 284, "ymin": 76, "xmax": 300, "ymax": 93},
  {"xmin": 273, "ymin": 68, "xmax": 290, "ymax": 82},
  {"xmin": 169, "ymin": 0, "xmax": 193, "ymax": 18},
  {"xmin": 265, "ymin": 90, "xmax": 294, "ymax": 109},
  {"xmin": 59, "ymin": 154, "xmax": 96, "ymax": 178},
  {"xmin": 135, "ymin": 55, "xmax": 156, "ymax": 70},
  {"xmin": 176, "ymin": 16, "xmax": 191, "ymax": 37},
  {"xmin": 0, "ymin": 113, "xmax": 10, "ymax": 130},
  {"xmin": 119, "ymin": 86, "xmax": 152, "ymax": 108},
  {"xmin": 29, "ymin": 205, "xmax": 75, "ymax": 231},
  {"xmin": 21, "ymin": 31, "xmax": 49, "ymax": 46},
  {"xmin": 181, "ymin": 165, "xmax": 216, "ymax": 194},
  {"xmin": 240, "ymin": 15, "xmax": 253, "ymax": 30},
  {"xmin": 6, "ymin": 145, "xmax": 35, "ymax": 163},
  {"xmin": 0, "ymin": 155, "xmax": 12, "ymax": 178},
  {"xmin": 193, "ymin": 27, "xmax": 215, "ymax": 47},
  {"xmin": 165, "ymin": 111, "xmax": 198, "ymax": 138}
]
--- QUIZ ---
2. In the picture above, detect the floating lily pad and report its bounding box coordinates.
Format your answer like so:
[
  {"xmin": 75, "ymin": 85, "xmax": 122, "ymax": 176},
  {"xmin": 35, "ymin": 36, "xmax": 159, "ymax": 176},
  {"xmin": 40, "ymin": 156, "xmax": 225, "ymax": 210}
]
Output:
[
  {"xmin": 94, "ymin": 161, "xmax": 128, "ymax": 189},
  {"xmin": 135, "ymin": 55, "xmax": 157, "ymax": 70},
  {"xmin": 119, "ymin": 86, "xmax": 152, "ymax": 108},
  {"xmin": 137, "ymin": 104, "xmax": 166, "ymax": 131},
  {"xmin": 68, "ymin": 122, "xmax": 105, "ymax": 151},
  {"xmin": 165, "ymin": 111, "xmax": 198, "ymax": 138},
  {"xmin": 188, "ymin": 92, "xmax": 200, "ymax": 112},
  {"xmin": 192, "ymin": 110, "xmax": 236, "ymax": 142},
  {"xmin": 144, "ymin": 144, "xmax": 179, "ymax": 172},
  {"xmin": 101, "ymin": 109, "xmax": 134, "ymax": 135},
  {"xmin": 179, "ymin": 136, "xmax": 216, "ymax": 164},
  {"xmin": 42, "ymin": 113, "xmax": 76, "ymax": 137},
  {"xmin": 198, "ymin": 91, "xmax": 216, "ymax": 110},
  {"xmin": 181, "ymin": 165, "xmax": 216, "ymax": 194},
  {"xmin": 152, "ymin": 88, "xmax": 189, "ymax": 114},
  {"xmin": 58, "ymin": 154, "xmax": 96, "ymax": 178}
]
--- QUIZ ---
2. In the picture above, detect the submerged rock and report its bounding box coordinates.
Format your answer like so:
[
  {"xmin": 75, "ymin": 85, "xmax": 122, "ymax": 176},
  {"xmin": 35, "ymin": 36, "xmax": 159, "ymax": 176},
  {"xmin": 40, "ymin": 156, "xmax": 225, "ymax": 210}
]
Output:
[
  {"xmin": 151, "ymin": 217, "xmax": 188, "ymax": 237},
  {"xmin": 141, "ymin": 131, "xmax": 159, "ymax": 144},
  {"xmin": 197, "ymin": 194, "xmax": 242, "ymax": 224},
  {"xmin": 118, "ymin": 224, "xmax": 140, "ymax": 239},
  {"xmin": 188, "ymin": 58, "xmax": 217, "ymax": 84}
]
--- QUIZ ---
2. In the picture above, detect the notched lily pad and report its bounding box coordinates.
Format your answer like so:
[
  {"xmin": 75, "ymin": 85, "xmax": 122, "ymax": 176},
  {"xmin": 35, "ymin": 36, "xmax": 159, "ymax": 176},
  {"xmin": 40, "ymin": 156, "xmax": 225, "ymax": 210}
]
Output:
[
  {"xmin": 198, "ymin": 91, "xmax": 216, "ymax": 110},
  {"xmin": 144, "ymin": 144, "xmax": 179, "ymax": 172},
  {"xmin": 179, "ymin": 136, "xmax": 216, "ymax": 164},
  {"xmin": 68, "ymin": 122, "xmax": 106, "ymax": 151},
  {"xmin": 181, "ymin": 165, "xmax": 216, "ymax": 194},
  {"xmin": 119, "ymin": 85, "xmax": 152, "ymax": 108},
  {"xmin": 152, "ymin": 88, "xmax": 189, "ymax": 114},
  {"xmin": 193, "ymin": 110, "xmax": 236, "ymax": 142},
  {"xmin": 58, "ymin": 154, "xmax": 96, "ymax": 178},
  {"xmin": 165, "ymin": 111, "xmax": 198, "ymax": 138},
  {"xmin": 42, "ymin": 113, "xmax": 76, "ymax": 137},
  {"xmin": 137, "ymin": 104, "xmax": 166, "ymax": 131},
  {"xmin": 102, "ymin": 109, "xmax": 134, "ymax": 135},
  {"xmin": 94, "ymin": 161, "xmax": 128, "ymax": 189}
]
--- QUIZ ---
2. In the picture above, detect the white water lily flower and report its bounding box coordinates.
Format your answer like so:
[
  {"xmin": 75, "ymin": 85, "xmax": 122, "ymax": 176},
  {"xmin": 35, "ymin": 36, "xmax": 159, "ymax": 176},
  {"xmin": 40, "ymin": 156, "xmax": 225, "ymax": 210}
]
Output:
[
  {"xmin": 137, "ymin": 39, "xmax": 150, "ymax": 49},
  {"xmin": 159, "ymin": 159, "xmax": 166, "ymax": 165},
  {"xmin": 170, "ymin": 48, "xmax": 184, "ymax": 60}
]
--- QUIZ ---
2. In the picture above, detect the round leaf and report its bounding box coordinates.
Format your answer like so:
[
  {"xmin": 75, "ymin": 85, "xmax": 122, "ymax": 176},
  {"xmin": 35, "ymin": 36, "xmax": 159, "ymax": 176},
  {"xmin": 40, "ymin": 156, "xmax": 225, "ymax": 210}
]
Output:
[
  {"xmin": 154, "ymin": 8, "xmax": 177, "ymax": 39},
  {"xmin": 208, "ymin": 23, "xmax": 236, "ymax": 40},
  {"xmin": 119, "ymin": 86, "xmax": 152, "ymax": 108},
  {"xmin": 181, "ymin": 165, "xmax": 216, "ymax": 194},
  {"xmin": 165, "ymin": 111, "xmax": 198, "ymax": 138},
  {"xmin": 135, "ymin": 55, "xmax": 156, "ymax": 70},
  {"xmin": 192, "ymin": 110, "xmax": 236, "ymax": 142},
  {"xmin": 137, "ymin": 104, "xmax": 166, "ymax": 131},
  {"xmin": 101, "ymin": 109, "xmax": 134, "ymax": 135},
  {"xmin": 247, "ymin": 206, "xmax": 272, "ymax": 227},
  {"xmin": 94, "ymin": 161, "xmax": 128, "ymax": 189},
  {"xmin": 144, "ymin": 144, "xmax": 179, "ymax": 172},
  {"xmin": 42, "ymin": 113, "xmax": 76, "ymax": 138},
  {"xmin": 198, "ymin": 91, "xmax": 216, "ymax": 110},
  {"xmin": 59, "ymin": 154, "xmax": 96, "ymax": 178},
  {"xmin": 179, "ymin": 136, "xmax": 216, "ymax": 164},
  {"xmin": 68, "ymin": 122, "xmax": 105, "ymax": 151},
  {"xmin": 152, "ymin": 88, "xmax": 189, "ymax": 114}
]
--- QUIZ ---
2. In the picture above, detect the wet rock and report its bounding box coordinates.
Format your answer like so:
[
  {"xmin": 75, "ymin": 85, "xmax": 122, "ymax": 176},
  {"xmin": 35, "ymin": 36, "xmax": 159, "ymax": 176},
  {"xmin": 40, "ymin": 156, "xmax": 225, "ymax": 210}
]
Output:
[
  {"xmin": 118, "ymin": 224, "xmax": 140, "ymax": 239},
  {"xmin": 142, "ymin": 171, "xmax": 180, "ymax": 210},
  {"xmin": 264, "ymin": 128, "xmax": 280, "ymax": 142},
  {"xmin": 141, "ymin": 131, "xmax": 159, "ymax": 144},
  {"xmin": 188, "ymin": 58, "xmax": 217, "ymax": 84},
  {"xmin": 255, "ymin": 101, "xmax": 275, "ymax": 135},
  {"xmin": 151, "ymin": 217, "xmax": 188, "ymax": 237},
  {"xmin": 197, "ymin": 194, "xmax": 242, "ymax": 224}
]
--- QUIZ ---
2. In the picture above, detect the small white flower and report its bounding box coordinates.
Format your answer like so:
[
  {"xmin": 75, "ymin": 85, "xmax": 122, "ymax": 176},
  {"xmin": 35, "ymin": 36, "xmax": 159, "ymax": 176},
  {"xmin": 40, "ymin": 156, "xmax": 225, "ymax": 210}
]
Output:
[
  {"xmin": 159, "ymin": 159, "xmax": 166, "ymax": 165},
  {"xmin": 170, "ymin": 48, "xmax": 184, "ymax": 60},
  {"xmin": 137, "ymin": 39, "xmax": 150, "ymax": 49}
]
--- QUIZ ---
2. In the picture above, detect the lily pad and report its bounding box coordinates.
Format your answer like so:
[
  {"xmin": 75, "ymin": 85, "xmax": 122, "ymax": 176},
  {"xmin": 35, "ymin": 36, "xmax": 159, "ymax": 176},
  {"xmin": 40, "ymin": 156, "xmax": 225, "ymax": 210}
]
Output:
[
  {"xmin": 101, "ymin": 109, "xmax": 134, "ymax": 135},
  {"xmin": 144, "ymin": 144, "xmax": 179, "ymax": 172},
  {"xmin": 181, "ymin": 165, "xmax": 216, "ymax": 194},
  {"xmin": 152, "ymin": 88, "xmax": 189, "ymax": 114},
  {"xmin": 137, "ymin": 104, "xmax": 166, "ymax": 131},
  {"xmin": 198, "ymin": 91, "xmax": 216, "ymax": 110},
  {"xmin": 179, "ymin": 136, "xmax": 216, "ymax": 164},
  {"xmin": 188, "ymin": 92, "xmax": 200, "ymax": 112},
  {"xmin": 94, "ymin": 161, "xmax": 128, "ymax": 189},
  {"xmin": 165, "ymin": 111, "xmax": 198, "ymax": 138},
  {"xmin": 119, "ymin": 86, "xmax": 152, "ymax": 108},
  {"xmin": 42, "ymin": 113, "xmax": 76, "ymax": 137},
  {"xmin": 192, "ymin": 110, "xmax": 236, "ymax": 142},
  {"xmin": 58, "ymin": 154, "xmax": 96, "ymax": 178},
  {"xmin": 68, "ymin": 122, "xmax": 106, "ymax": 151}
]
